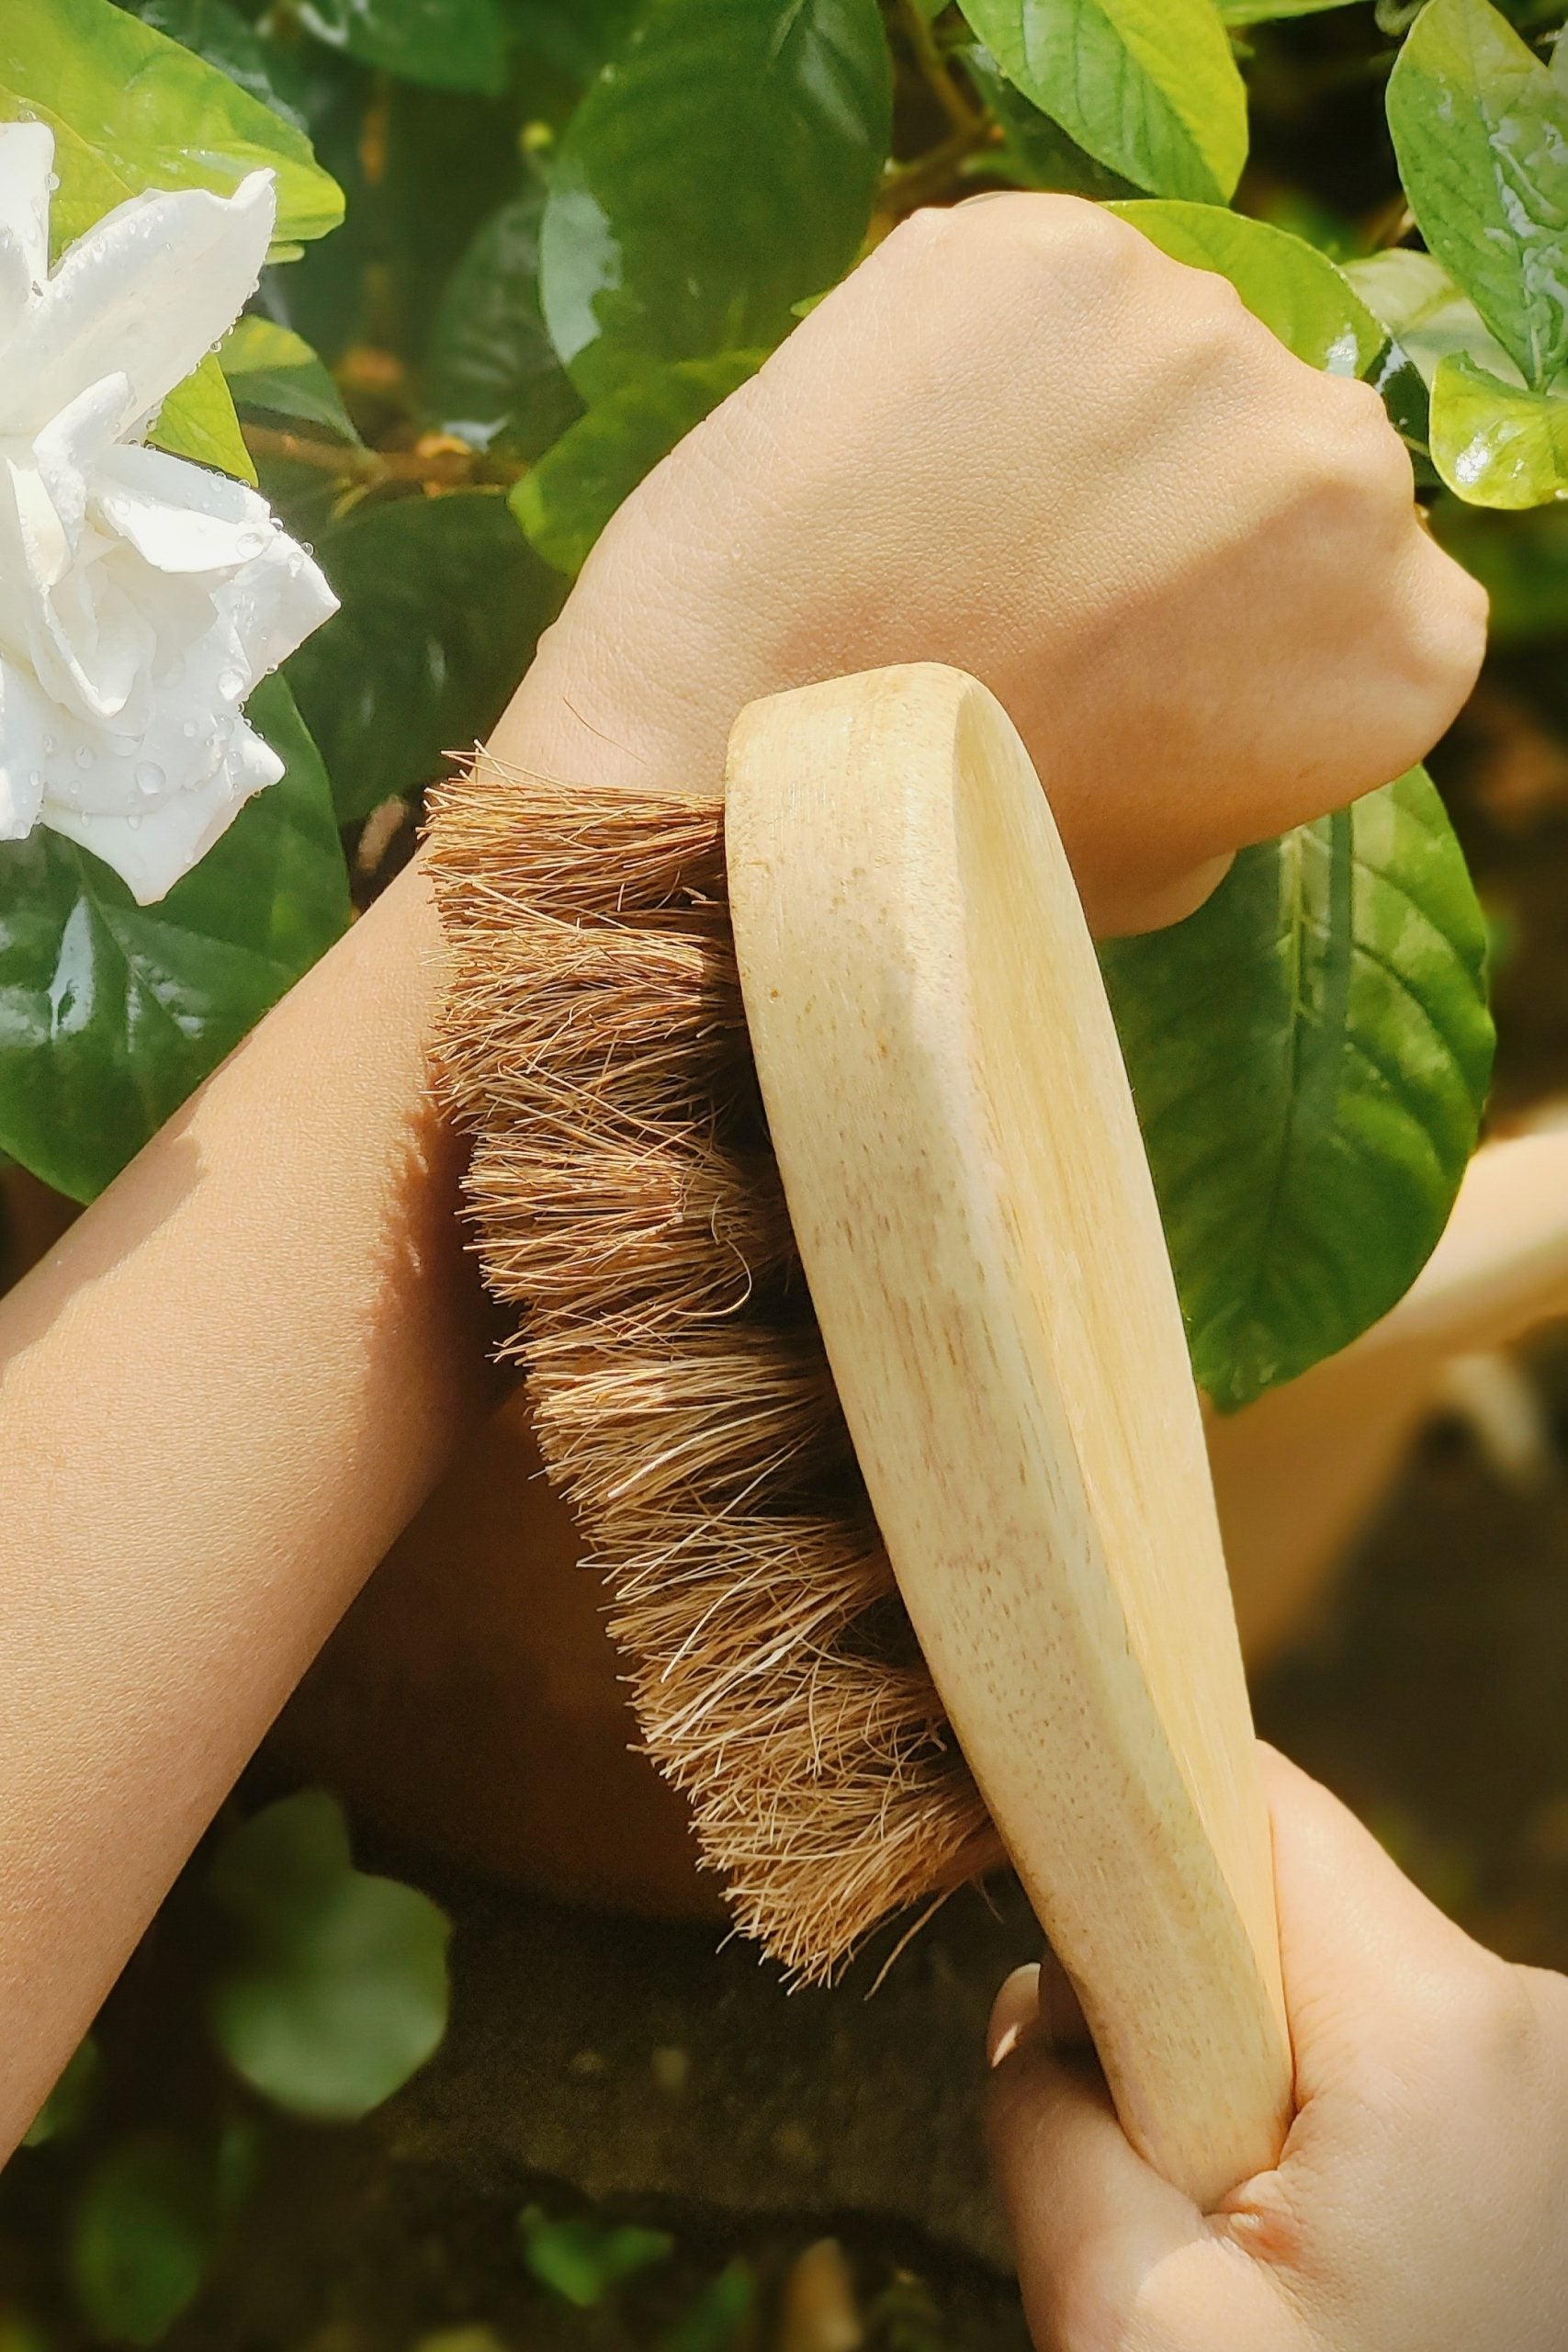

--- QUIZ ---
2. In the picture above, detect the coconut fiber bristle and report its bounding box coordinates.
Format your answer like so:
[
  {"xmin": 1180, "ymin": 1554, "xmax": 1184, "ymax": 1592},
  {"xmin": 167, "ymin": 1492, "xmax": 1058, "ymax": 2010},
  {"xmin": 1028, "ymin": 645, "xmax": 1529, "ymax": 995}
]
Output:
[{"xmin": 426, "ymin": 755, "xmax": 1003, "ymax": 1983}]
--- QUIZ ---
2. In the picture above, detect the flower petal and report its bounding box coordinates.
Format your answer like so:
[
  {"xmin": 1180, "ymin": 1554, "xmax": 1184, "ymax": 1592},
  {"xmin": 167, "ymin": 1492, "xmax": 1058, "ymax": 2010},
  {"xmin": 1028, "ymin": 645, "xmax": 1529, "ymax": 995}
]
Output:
[
  {"xmin": 41, "ymin": 717, "xmax": 281, "ymax": 904},
  {"xmin": 0, "ymin": 656, "xmax": 54, "ymax": 839},
  {"xmin": 92, "ymin": 440, "xmax": 275, "ymax": 573},
  {"xmin": 33, "ymin": 372, "xmax": 134, "ymax": 553},
  {"xmin": 0, "ymin": 122, "xmax": 52, "ymax": 300},
  {"xmin": 0, "ymin": 171, "xmax": 276, "ymax": 439}
]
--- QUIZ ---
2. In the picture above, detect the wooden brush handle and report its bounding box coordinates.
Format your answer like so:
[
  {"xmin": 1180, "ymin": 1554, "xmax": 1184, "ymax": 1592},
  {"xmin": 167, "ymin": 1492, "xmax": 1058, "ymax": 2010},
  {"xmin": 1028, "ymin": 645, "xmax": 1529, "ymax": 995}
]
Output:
[{"xmin": 725, "ymin": 664, "xmax": 1292, "ymax": 2208}]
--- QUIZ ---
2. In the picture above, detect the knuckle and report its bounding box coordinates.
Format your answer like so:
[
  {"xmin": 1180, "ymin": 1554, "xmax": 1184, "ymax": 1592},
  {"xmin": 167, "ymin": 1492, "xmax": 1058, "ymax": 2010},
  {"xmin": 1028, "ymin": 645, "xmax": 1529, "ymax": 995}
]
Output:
[
  {"xmin": 1402, "ymin": 541, "xmax": 1490, "ymax": 706},
  {"xmin": 1314, "ymin": 398, "xmax": 1416, "ymax": 505},
  {"xmin": 934, "ymin": 188, "xmax": 1144, "ymax": 284},
  {"xmin": 1468, "ymin": 1964, "xmax": 1541, "ymax": 2080},
  {"xmin": 1400, "ymin": 1957, "xmax": 1537, "ymax": 2088}
]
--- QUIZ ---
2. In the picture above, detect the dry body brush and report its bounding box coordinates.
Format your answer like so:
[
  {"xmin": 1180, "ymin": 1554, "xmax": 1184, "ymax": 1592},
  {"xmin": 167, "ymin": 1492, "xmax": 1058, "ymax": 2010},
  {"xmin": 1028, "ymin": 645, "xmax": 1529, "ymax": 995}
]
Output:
[{"xmin": 428, "ymin": 760, "xmax": 1001, "ymax": 1985}]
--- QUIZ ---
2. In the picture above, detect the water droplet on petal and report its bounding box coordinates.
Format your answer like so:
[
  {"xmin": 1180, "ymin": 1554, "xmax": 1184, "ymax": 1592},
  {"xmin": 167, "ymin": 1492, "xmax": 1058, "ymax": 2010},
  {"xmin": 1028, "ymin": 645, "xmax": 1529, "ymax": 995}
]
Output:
[
  {"xmin": 46, "ymin": 172, "xmax": 59, "ymax": 192},
  {"xmin": 217, "ymin": 668, "xmax": 244, "ymax": 701},
  {"xmin": 42, "ymin": 733, "xmax": 57, "ymax": 756},
  {"xmin": 181, "ymin": 719, "xmax": 198, "ymax": 741},
  {"xmin": 73, "ymin": 745, "xmax": 93, "ymax": 770},
  {"xmin": 127, "ymin": 812, "xmax": 142, "ymax": 832},
  {"xmin": 235, "ymin": 528, "xmax": 266, "ymax": 560},
  {"xmin": 27, "ymin": 768, "xmax": 41, "ymax": 791},
  {"xmin": 135, "ymin": 761, "xmax": 164, "ymax": 796}
]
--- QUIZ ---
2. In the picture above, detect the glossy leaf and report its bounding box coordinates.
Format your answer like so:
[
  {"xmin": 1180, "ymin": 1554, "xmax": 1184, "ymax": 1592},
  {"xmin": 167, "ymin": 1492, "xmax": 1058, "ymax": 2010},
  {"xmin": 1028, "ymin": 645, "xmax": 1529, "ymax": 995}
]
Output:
[
  {"xmin": 221, "ymin": 315, "xmax": 362, "ymax": 446},
  {"xmin": 513, "ymin": 351, "xmax": 762, "ymax": 576},
  {"xmin": 1345, "ymin": 247, "xmax": 1520, "ymax": 387},
  {"xmin": 0, "ymin": 0, "xmax": 343, "ymax": 254},
  {"xmin": 519, "ymin": 2211, "xmax": 673, "ymax": 2309},
  {"xmin": 207, "ymin": 1792, "xmax": 451, "ymax": 2122},
  {"xmin": 150, "ymin": 351, "xmax": 258, "ymax": 483},
  {"xmin": 1101, "ymin": 768, "xmax": 1494, "ymax": 1411},
  {"xmin": 1112, "ymin": 200, "xmax": 1385, "ymax": 372},
  {"xmin": 423, "ymin": 180, "xmax": 584, "ymax": 456},
  {"xmin": 296, "ymin": 0, "xmax": 510, "ymax": 96},
  {"xmin": 540, "ymin": 0, "xmax": 893, "ymax": 399},
  {"xmin": 954, "ymin": 0, "xmax": 1247, "ymax": 202},
  {"xmin": 966, "ymin": 46, "xmax": 1143, "ymax": 198},
  {"xmin": 116, "ymin": 0, "xmax": 310, "ymax": 132},
  {"xmin": 0, "ymin": 678, "xmax": 350, "ymax": 1202},
  {"xmin": 284, "ymin": 490, "xmax": 565, "ymax": 822},
  {"xmin": 1387, "ymin": 0, "xmax": 1568, "ymax": 391},
  {"xmin": 1431, "ymin": 350, "xmax": 1568, "ymax": 504},
  {"xmin": 70, "ymin": 2134, "xmax": 221, "ymax": 2347}
]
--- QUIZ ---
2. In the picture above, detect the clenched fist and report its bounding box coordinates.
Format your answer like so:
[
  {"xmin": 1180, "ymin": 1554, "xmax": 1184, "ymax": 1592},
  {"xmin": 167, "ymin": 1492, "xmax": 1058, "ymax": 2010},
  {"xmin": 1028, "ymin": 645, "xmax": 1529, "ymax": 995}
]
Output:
[{"xmin": 502, "ymin": 191, "xmax": 1487, "ymax": 933}]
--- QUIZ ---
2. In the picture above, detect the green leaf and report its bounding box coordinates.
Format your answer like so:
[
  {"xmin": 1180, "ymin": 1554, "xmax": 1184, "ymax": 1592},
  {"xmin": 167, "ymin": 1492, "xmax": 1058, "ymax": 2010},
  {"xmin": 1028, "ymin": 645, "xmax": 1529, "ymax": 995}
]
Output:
[
  {"xmin": 149, "ymin": 351, "xmax": 257, "ymax": 483},
  {"xmin": 512, "ymin": 351, "xmax": 763, "ymax": 576},
  {"xmin": 0, "ymin": 0, "xmax": 343, "ymax": 254},
  {"xmin": 22, "ymin": 2038, "xmax": 101, "ymax": 2150},
  {"xmin": 221, "ymin": 315, "xmax": 362, "ymax": 446},
  {"xmin": 114, "ymin": 0, "xmax": 310, "ymax": 132},
  {"xmin": 1345, "ymin": 246, "xmax": 1521, "ymax": 386},
  {"xmin": 284, "ymin": 490, "xmax": 566, "ymax": 822},
  {"xmin": 953, "ymin": 0, "xmax": 1247, "ymax": 201},
  {"xmin": 207, "ymin": 1792, "xmax": 451, "ymax": 2122},
  {"xmin": 540, "ymin": 0, "xmax": 893, "ymax": 400},
  {"xmin": 1430, "ymin": 347, "xmax": 1568, "ymax": 502},
  {"xmin": 1111, "ymin": 200, "xmax": 1387, "ymax": 372},
  {"xmin": 71, "ymin": 2133, "xmax": 221, "ymax": 2347},
  {"xmin": 518, "ymin": 2211, "xmax": 673, "ymax": 2309},
  {"xmin": 965, "ymin": 45, "xmax": 1144, "ymax": 197},
  {"xmin": 0, "ymin": 677, "xmax": 350, "ymax": 1203},
  {"xmin": 423, "ymin": 179, "xmax": 584, "ymax": 457},
  {"xmin": 1101, "ymin": 768, "xmax": 1494, "ymax": 1411},
  {"xmin": 1386, "ymin": 0, "xmax": 1568, "ymax": 391},
  {"xmin": 296, "ymin": 0, "xmax": 510, "ymax": 95}
]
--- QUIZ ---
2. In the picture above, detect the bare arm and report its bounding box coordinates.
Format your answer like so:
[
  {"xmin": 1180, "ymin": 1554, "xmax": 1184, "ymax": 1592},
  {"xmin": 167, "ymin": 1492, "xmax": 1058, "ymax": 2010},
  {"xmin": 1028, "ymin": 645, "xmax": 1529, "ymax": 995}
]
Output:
[{"xmin": 0, "ymin": 195, "xmax": 1483, "ymax": 2151}]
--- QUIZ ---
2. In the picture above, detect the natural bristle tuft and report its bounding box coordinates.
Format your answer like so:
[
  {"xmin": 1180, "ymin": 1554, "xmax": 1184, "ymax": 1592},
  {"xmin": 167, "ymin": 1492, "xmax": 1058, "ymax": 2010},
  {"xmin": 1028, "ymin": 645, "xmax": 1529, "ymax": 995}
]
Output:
[{"xmin": 426, "ymin": 752, "xmax": 1001, "ymax": 1982}]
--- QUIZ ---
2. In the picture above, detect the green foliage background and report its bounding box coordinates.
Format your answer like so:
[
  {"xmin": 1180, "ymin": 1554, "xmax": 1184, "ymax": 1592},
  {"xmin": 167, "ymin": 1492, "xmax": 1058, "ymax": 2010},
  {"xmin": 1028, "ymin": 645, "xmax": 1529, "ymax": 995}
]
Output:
[{"xmin": 5, "ymin": 0, "xmax": 1564, "ymax": 1416}]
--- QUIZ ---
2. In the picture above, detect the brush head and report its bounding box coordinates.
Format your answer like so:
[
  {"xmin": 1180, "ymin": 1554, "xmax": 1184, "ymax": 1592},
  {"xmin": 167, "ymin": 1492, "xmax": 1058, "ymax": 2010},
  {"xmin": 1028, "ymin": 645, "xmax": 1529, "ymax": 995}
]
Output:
[{"xmin": 426, "ymin": 758, "xmax": 1001, "ymax": 1982}]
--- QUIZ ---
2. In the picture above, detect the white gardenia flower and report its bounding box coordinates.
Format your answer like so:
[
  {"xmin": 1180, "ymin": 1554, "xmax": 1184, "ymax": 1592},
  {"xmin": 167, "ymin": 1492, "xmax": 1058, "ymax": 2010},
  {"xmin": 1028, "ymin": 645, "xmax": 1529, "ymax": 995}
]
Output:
[{"xmin": 0, "ymin": 123, "xmax": 337, "ymax": 903}]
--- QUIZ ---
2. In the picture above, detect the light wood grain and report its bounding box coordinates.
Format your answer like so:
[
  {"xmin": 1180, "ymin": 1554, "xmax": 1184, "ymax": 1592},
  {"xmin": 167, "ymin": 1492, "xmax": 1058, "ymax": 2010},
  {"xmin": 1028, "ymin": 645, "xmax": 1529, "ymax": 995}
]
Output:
[{"xmin": 726, "ymin": 664, "xmax": 1292, "ymax": 2206}]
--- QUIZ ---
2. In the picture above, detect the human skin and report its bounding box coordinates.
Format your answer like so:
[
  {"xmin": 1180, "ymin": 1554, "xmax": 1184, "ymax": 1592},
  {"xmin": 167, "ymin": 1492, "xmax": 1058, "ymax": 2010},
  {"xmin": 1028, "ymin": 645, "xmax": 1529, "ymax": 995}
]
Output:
[
  {"xmin": 0, "ymin": 192, "xmax": 1484, "ymax": 2156},
  {"xmin": 989, "ymin": 1746, "xmax": 1568, "ymax": 2351}
]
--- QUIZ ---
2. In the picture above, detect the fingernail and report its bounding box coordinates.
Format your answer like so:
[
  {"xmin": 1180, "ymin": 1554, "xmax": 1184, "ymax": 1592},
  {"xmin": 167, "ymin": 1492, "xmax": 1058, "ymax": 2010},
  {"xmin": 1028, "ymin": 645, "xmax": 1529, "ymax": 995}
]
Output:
[{"xmin": 987, "ymin": 1962, "xmax": 1043, "ymax": 2067}]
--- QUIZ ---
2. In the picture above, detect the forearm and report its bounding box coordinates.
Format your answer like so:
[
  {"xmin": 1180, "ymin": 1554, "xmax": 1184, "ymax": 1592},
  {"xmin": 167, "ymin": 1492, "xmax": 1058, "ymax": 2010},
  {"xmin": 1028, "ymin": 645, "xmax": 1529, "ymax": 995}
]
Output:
[{"xmin": 0, "ymin": 860, "xmax": 487, "ymax": 2149}]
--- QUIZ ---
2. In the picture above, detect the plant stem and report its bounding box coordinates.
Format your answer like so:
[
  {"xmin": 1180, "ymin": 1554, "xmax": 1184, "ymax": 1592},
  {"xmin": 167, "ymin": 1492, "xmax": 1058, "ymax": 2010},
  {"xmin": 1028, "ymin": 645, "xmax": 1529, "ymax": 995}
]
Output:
[
  {"xmin": 241, "ymin": 424, "xmax": 523, "ymax": 492},
  {"xmin": 880, "ymin": 118, "xmax": 998, "ymax": 220},
  {"xmin": 897, "ymin": 0, "xmax": 984, "ymax": 136}
]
